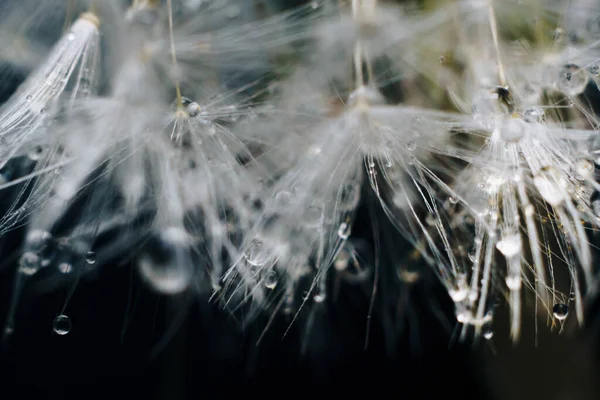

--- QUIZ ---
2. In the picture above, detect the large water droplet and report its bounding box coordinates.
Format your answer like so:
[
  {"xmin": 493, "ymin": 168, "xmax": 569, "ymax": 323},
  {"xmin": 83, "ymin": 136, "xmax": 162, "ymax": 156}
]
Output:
[
  {"xmin": 496, "ymin": 234, "xmax": 522, "ymax": 258},
  {"xmin": 85, "ymin": 251, "xmax": 96, "ymax": 265},
  {"xmin": 552, "ymin": 303, "xmax": 569, "ymax": 320},
  {"xmin": 244, "ymin": 240, "xmax": 271, "ymax": 267},
  {"xmin": 555, "ymin": 64, "xmax": 588, "ymax": 96},
  {"xmin": 533, "ymin": 167, "xmax": 567, "ymax": 206},
  {"xmin": 337, "ymin": 222, "xmax": 351, "ymax": 240},
  {"xmin": 53, "ymin": 315, "xmax": 72, "ymax": 335},
  {"xmin": 19, "ymin": 252, "xmax": 41, "ymax": 275},
  {"xmin": 139, "ymin": 227, "xmax": 192, "ymax": 294},
  {"xmin": 264, "ymin": 270, "xmax": 278, "ymax": 290}
]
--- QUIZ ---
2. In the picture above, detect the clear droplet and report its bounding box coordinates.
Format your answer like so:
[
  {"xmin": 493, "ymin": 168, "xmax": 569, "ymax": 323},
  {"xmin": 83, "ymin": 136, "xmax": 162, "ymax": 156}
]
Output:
[
  {"xmin": 28, "ymin": 146, "xmax": 44, "ymax": 161},
  {"xmin": 313, "ymin": 290, "xmax": 326, "ymax": 303},
  {"xmin": 552, "ymin": 303, "xmax": 569, "ymax": 320},
  {"xmin": 337, "ymin": 222, "xmax": 351, "ymax": 240},
  {"xmin": 505, "ymin": 274, "xmax": 522, "ymax": 290},
  {"xmin": 274, "ymin": 190, "xmax": 293, "ymax": 208},
  {"xmin": 53, "ymin": 315, "xmax": 72, "ymax": 335},
  {"xmin": 264, "ymin": 270, "xmax": 278, "ymax": 290},
  {"xmin": 483, "ymin": 323, "xmax": 494, "ymax": 339},
  {"xmin": 244, "ymin": 240, "xmax": 271, "ymax": 267},
  {"xmin": 406, "ymin": 140, "xmax": 417, "ymax": 151},
  {"xmin": 533, "ymin": 167, "xmax": 566, "ymax": 206},
  {"xmin": 85, "ymin": 251, "xmax": 96, "ymax": 265},
  {"xmin": 555, "ymin": 64, "xmax": 588, "ymax": 96},
  {"xmin": 186, "ymin": 101, "xmax": 201, "ymax": 117},
  {"xmin": 58, "ymin": 262, "xmax": 73, "ymax": 274},
  {"xmin": 575, "ymin": 157, "xmax": 594, "ymax": 181},
  {"xmin": 138, "ymin": 227, "xmax": 192, "ymax": 294},
  {"xmin": 496, "ymin": 234, "xmax": 522, "ymax": 258},
  {"xmin": 19, "ymin": 252, "xmax": 41, "ymax": 275}
]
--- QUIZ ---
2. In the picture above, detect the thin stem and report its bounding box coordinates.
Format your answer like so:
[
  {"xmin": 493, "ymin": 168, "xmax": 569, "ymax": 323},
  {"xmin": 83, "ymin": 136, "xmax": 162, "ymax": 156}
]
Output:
[
  {"xmin": 166, "ymin": 0, "xmax": 183, "ymax": 109},
  {"xmin": 487, "ymin": 0, "xmax": 507, "ymax": 86}
]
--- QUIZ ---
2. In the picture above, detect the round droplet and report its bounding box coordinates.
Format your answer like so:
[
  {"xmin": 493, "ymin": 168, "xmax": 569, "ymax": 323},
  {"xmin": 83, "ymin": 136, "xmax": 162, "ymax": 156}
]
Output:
[
  {"xmin": 505, "ymin": 274, "xmax": 522, "ymax": 290},
  {"xmin": 496, "ymin": 234, "xmax": 522, "ymax": 258},
  {"xmin": 555, "ymin": 64, "xmax": 588, "ymax": 96},
  {"xmin": 310, "ymin": 1, "xmax": 319, "ymax": 9},
  {"xmin": 313, "ymin": 291, "xmax": 326, "ymax": 303},
  {"xmin": 53, "ymin": 315, "xmax": 71, "ymax": 335},
  {"xmin": 19, "ymin": 252, "xmax": 40, "ymax": 275},
  {"xmin": 244, "ymin": 240, "xmax": 273, "ymax": 267},
  {"xmin": 337, "ymin": 222, "xmax": 351, "ymax": 240},
  {"xmin": 533, "ymin": 167, "xmax": 567, "ymax": 206},
  {"xmin": 483, "ymin": 324, "xmax": 494, "ymax": 339},
  {"xmin": 85, "ymin": 251, "xmax": 97, "ymax": 265},
  {"xmin": 274, "ymin": 190, "xmax": 293, "ymax": 208},
  {"xmin": 186, "ymin": 101, "xmax": 201, "ymax": 117},
  {"xmin": 264, "ymin": 270, "xmax": 278, "ymax": 290},
  {"xmin": 575, "ymin": 157, "xmax": 594, "ymax": 180},
  {"xmin": 25, "ymin": 95, "xmax": 32, "ymax": 101},
  {"xmin": 406, "ymin": 140, "xmax": 417, "ymax": 151},
  {"xmin": 67, "ymin": 32, "xmax": 75, "ymax": 41},
  {"xmin": 28, "ymin": 146, "xmax": 44, "ymax": 161},
  {"xmin": 58, "ymin": 262, "xmax": 73, "ymax": 274},
  {"xmin": 552, "ymin": 303, "xmax": 569, "ymax": 320}
]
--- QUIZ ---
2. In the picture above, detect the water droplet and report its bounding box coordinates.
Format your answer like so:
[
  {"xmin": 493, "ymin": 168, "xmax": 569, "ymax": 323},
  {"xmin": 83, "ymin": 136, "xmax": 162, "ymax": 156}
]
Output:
[
  {"xmin": 19, "ymin": 252, "xmax": 40, "ymax": 275},
  {"xmin": 555, "ymin": 64, "xmax": 588, "ymax": 96},
  {"xmin": 25, "ymin": 229, "xmax": 52, "ymax": 252},
  {"xmin": 58, "ymin": 262, "xmax": 73, "ymax": 274},
  {"xmin": 274, "ymin": 190, "xmax": 292, "ymax": 208},
  {"xmin": 313, "ymin": 290, "xmax": 326, "ymax": 303},
  {"xmin": 244, "ymin": 240, "xmax": 271, "ymax": 267},
  {"xmin": 575, "ymin": 157, "xmax": 594, "ymax": 180},
  {"xmin": 496, "ymin": 234, "xmax": 522, "ymax": 258},
  {"xmin": 406, "ymin": 140, "xmax": 417, "ymax": 151},
  {"xmin": 310, "ymin": 1, "xmax": 319, "ymax": 9},
  {"xmin": 25, "ymin": 95, "xmax": 32, "ymax": 101},
  {"xmin": 28, "ymin": 146, "xmax": 44, "ymax": 161},
  {"xmin": 505, "ymin": 274, "xmax": 522, "ymax": 290},
  {"xmin": 334, "ymin": 249, "xmax": 350, "ymax": 271},
  {"xmin": 552, "ymin": 303, "xmax": 569, "ymax": 320},
  {"xmin": 67, "ymin": 32, "xmax": 75, "ymax": 41},
  {"xmin": 483, "ymin": 323, "xmax": 494, "ymax": 339},
  {"xmin": 39, "ymin": 108, "xmax": 46, "ymax": 115},
  {"xmin": 85, "ymin": 251, "xmax": 96, "ymax": 265},
  {"xmin": 53, "ymin": 315, "xmax": 71, "ymax": 335},
  {"xmin": 337, "ymin": 222, "xmax": 351, "ymax": 240},
  {"xmin": 138, "ymin": 228, "xmax": 192, "ymax": 294},
  {"xmin": 533, "ymin": 167, "xmax": 567, "ymax": 206},
  {"xmin": 186, "ymin": 101, "xmax": 201, "ymax": 117},
  {"xmin": 264, "ymin": 270, "xmax": 278, "ymax": 290}
]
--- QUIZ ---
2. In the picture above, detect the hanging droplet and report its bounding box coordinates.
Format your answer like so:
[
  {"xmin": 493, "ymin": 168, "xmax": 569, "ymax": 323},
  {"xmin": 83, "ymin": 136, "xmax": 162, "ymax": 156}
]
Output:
[
  {"xmin": 19, "ymin": 252, "xmax": 41, "ymax": 276},
  {"xmin": 337, "ymin": 222, "xmax": 351, "ymax": 240},
  {"xmin": 313, "ymin": 289, "xmax": 326, "ymax": 303},
  {"xmin": 533, "ymin": 167, "xmax": 567, "ymax": 206},
  {"xmin": 496, "ymin": 234, "xmax": 522, "ymax": 258},
  {"xmin": 505, "ymin": 274, "xmax": 522, "ymax": 290},
  {"xmin": 244, "ymin": 239, "xmax": 272, "ymax": 267},
  {"xmin": 274, "ymin": 190, "xmax": 293, "ymax": 209},
  {"xmin": 52, "ymin": 315, "xmax": 72, "ymax": 335},
  {"xmin": 555, "ymin": 64, "xmax": 588, "ymax": 96},
  {"xmin": 264, "ymin": 270, "xmax": 278, "ymax": 290},
  {"xmin": 85, "ymin": 251, "xmax": 97, "ymax": 265},
  {"xmin": 575, "ymin": 157, "xmax": 594, "ymax": 181},
  {"xmin": 483, "ymin": 323, "xmax": 494, "ymax": 339},
  {"xmin": 552, "ymin": 303, "xmax": 569, "ymax": 320},
  {"xmin": 58, "ymin": 262, "xmax": 73, "ymax": 274}
]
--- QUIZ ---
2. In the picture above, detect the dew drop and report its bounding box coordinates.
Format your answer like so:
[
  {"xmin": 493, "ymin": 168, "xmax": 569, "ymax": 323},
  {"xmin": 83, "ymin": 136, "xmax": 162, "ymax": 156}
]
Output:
[
  {"xmin": 25, "ymin": 95, "xmax": 32, "ymax": 101},
  {"xmin": 28, "ymin": 146, "xmax": 44, "ymax": 161},
  {"xmin": 53, "ymin": 315, "xmax": 71, "ymax": 335},
  {"xmin": 337, "ymin": 222, "xmax": 351, "ymax": 240},
  {"xmin": 186, "ymin": 101, "xmax": 201, "ymax": 117},
  {"xmin": 483, "ymin": 324, "xmax": 494, "ymax": 339},
  {"xmin": 496, "ymin": 234, "xmax": 522, "ymax": 258},
  {"xmin": 264, "ymin": 270, "xmax": 278, "ymax": 290},
  {"xmin": 533, "ymin": 167, "xmax": 566, "ymax": 206},
  {"xmin": 505, "ymin": 274, "xmax": 522, "ymax": 290},
  {"xmin": 85, "ymin": 251, "xmax": 96, "ymax": 265},
  {"xmin": 19, "ymin": 252, "xmax": 41, "ymax": 276},
  {"xmin": 313, "ymin": 290, "xmax": 326, "ymax": 303},
  {"xmin": 58, "ymin": 262, "xmax": 73, "ymax": 274},
  {"xmin": 67, "ymin": 32, "xmax": 75, "ymax": 41},
  {"xmin": 274, "ymin": 190, "xmax": 293, "ymax": 208},
  {"xmin": 552, "ymin": 303, "xmax": 569, "ymax": 320},
  {"xmin": 406, "ymin": 140, "xmax": 417, "ymax": 151},
  {"xmin": 244, "ymin": 240, "xmax": 271, "ymax": 267},
  {"xmin": 575, "ymin": 157, "xmax": 594, "ymax": 180}
]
